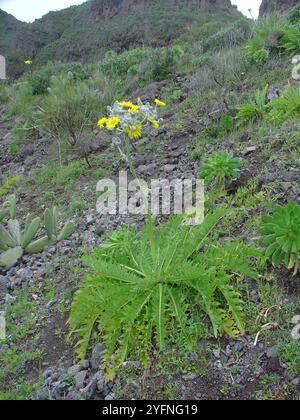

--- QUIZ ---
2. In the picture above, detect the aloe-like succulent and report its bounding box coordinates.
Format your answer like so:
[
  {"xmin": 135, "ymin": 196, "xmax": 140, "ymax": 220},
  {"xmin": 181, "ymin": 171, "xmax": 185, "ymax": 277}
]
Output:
[
  {"xmin": 261, "ymin": 202, "xmax": 300, "ymax": 275},
  {"xmin": 0, "ymin": 195, "xmax": 75, "ymax": 270}
]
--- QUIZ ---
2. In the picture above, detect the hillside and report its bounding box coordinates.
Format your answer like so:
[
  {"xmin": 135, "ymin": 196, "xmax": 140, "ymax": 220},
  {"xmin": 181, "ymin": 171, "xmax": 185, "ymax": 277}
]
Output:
[
  {"xmin": 260, "ymin": 0, "xmax": 300, "ymax": 15},
  {"xmin": 0, "ymin": 0, "xmax": 238, "ymax": 78},
  {"xmin": 0, "ymin": 0, "xmax": 300, "ymax": 403}
]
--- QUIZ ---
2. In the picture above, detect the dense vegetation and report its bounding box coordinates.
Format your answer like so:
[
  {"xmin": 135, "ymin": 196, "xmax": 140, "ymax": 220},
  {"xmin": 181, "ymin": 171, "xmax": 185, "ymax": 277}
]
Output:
[{"xmin": 0, "ymin": 1, "xmax": 299, "ymax": 401}]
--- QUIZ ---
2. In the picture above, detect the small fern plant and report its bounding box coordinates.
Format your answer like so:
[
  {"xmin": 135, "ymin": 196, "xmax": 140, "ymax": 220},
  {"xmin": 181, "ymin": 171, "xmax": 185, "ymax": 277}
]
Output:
[
  {"xmin": 236, "ymin": 85, "xmax": 269, "ymax": 126},
  {"xmin": 70, "ymin": 207, "xmax": 260, "ymax": 379},
  {"xmin": 200, "ymin": 151, "xmax": 243, "ymax": 189},
  {"xmin": 261, "ymin": 202, "xmax": 300, "ymax": 275}
]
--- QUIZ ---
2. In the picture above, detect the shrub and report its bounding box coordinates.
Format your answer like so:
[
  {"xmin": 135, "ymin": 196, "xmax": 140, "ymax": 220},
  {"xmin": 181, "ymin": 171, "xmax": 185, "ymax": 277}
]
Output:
[
  {"xmin": 34, "ymin": 76, "xmax": 100, "ymax": 146},
  {"xmin": 288, "ymin": 4, "xmax": 300, "ymax": 24},
  {"xmin": 138, "ymin": 48, "xmax": 176, "ymax": 83},
  {"xmin": 70, "ymin": 208, "xmax": 260, "ymax": 377},
  {"xmin": 200, "ymin": 151, "xmax": 243, "ymax": 189},
  {"xmin": 243, "ymin": 14, "xmax": 285, "ymax": 63},
  {"xmin": 243, "ymin": 44, "xmax": 269, "ymax": 64},
  {"xmin": 270, "ymin": 84, "xmax": 300, "ymax": 118},
  {"xmin": 203, "ymin": 19, "xmax": 252, "ymax": 52},
  {"xmin": 280, "ymin": 24, "xmax": 300, "ymax": 56},
  {"xmin": 236, "ymin": 85, "xmax": 269, "ymax": 126},
  {"xmin": 100, "ymin": 49, "xmax": 151, "ymax": 78},
  {"xmin": 29, "ymin": 62, "xmax": 87, "ymax": 96},
  {"xmin": 261, "ymin": 202, "xmax": 300, "ymax": 275}
]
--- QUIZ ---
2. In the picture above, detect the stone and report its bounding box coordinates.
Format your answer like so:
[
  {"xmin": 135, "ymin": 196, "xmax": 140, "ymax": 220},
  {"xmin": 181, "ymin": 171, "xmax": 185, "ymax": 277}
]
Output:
[
  {"xmin": 95, "ymin": 371, "xmax": 106, "ymax": 393},
  {"xmin": 104, "ymin": 392, "xmax": 115, "ymax": 401},
  {"xmin": 242, "ymin": 146, "xmax": 257, "ymax": 156},
  {"xmin": 164, "ymin": 164, "xmax": 177, "ymax": 172},
  {"xmin": 67, "ymin": 364, "xmax": 82, "ymax": 376},
  {"xmin": 81, "ymin": 376, "xmax": 97, "ymax": 400},
  {"xmin": 75, "ymin": 370, "xmax": 88, "ymax": 390},
  {"xmin": 266, "ymin": 345, "xmax": 279, "ymax": 359},
  {"xmin": 90, "ymin": 343, "xmax": 105, "ymax": 371}
]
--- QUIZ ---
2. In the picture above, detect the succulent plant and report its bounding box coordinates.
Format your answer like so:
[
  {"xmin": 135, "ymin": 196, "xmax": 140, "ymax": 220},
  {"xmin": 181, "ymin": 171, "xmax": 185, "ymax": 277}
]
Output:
[
  {"xmin": 0, "ymin": 195, "xmax": 75, "ymax": 270},
  {"xmin": 261, "ymin": 202, "xmax": 300, "ymax": 275}
]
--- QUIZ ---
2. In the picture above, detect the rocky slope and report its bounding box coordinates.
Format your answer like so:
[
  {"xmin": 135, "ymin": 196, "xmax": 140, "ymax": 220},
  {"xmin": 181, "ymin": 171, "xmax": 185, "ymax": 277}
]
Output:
[{"xmin": 259, "ymin": 0, "xmax": 299, "ymax": 15}]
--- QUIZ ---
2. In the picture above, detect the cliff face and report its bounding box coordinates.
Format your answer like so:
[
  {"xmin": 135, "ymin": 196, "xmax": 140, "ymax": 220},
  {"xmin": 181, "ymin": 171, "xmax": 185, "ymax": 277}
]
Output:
[
  {"xmin": 91, "ymin": 0, "xmax": 233, "ymax": 20},
  {"xmin": 259, "ymin": 0, "xmax": 299, "ymax": 15}
]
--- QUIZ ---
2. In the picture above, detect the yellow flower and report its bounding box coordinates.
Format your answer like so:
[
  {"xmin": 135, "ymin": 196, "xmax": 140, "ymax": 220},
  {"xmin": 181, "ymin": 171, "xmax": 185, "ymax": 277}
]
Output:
[
  {"xmin": 149, "ymin": 117, "xmax": 159, "ymax": 129},
  {"xmin": 24, "ymin": 59, "xmax": 32, "ymax": 65},
  {"xmin": 98, "ymin": 117, "xmax": 109, "ymax": 129},
  {"xmin": 98, "ymin": 116, "xmax": 120, "ymax": 130},
  {"xmin": 106, "ymin": 116, "xmax": 120, "ymax": 129},
  {"xmin": 154, "ymin": 99, "xmax": 166, "ymax": 107},
  {"xmin": 128, "ymin": 105, "xmax": 139, "ymax": 114},
  {"xmin": 126, "ymin": 124, "xmax": 142, "ymax": 139},
  {"xmin": 119, "ymin": 101, "xmax": 139, "ymax": 114},
  {"xmin": 119, "ymin": 101, "xmax": 135, "ymax": 109}
]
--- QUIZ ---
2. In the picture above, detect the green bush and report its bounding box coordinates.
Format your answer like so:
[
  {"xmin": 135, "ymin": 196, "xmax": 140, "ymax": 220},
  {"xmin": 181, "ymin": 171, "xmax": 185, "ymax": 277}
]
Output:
[
  {"xmin": 280, "ymin": 24, "xmax": 300, "ymax": 56},
  {"xmin": 236, "ymin": 85, "xmax": 269, "ymax": 126},
  {"xmin": 100, "ymin": 48, "xmax": 151, "ymax": 78},
  {"xmin": 32, "ymin": 62, "xmax": 87, "ymax": 96},
  {"xmin": 243, "ymin": 14, "xmax": 285, "ymax": 63},
  {"xmin": 34, "ymin": 76, "xmax": 100, "ymax": 146},
  {"xmin": 137, "ymin": 48, "xmax": 176, "ymax": 84},
  {"xmin": 70, "ymin": 208, "xmax": 260, "ymax": 377},
  {"xmin": 203, "ymin": 19, "xmax": 252, "ymax": 52},
  {"xmin": 200, "ymin": 151, "xmax": 243, "ymax": 189},
  {"xmin": 288, "ymin": 4, "xmax": 300, "ymax": 24},
  {"xmin": 261, "ymin": 202, "xmax": 300, "ymax": 275},
  {"xmin": 270, "ymin": 84, "xmax": 300, "ymax": 118}
]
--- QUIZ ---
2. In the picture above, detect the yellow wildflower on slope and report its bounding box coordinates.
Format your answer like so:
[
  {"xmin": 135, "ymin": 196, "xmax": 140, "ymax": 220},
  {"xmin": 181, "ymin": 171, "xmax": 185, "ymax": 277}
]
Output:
[
  {"xmin": 128, "ymin": 105, "xmax": 140, "ymax": 114},
  {"xmin": 154, "ymin": 99, "xmax": 166, "ymax": 107},
  {"xmin": 98, "ymin": 117, "xmax": 120, "ymax": 130},
  {"xmin": 24, "ymin": 59, "xmax": 32, "ymax": 65},
  {"xmin": 126, "ymin": 124, "xmax": 142, "ymax": 139},
  {"xmin": 149, "ymin": 117, "xmax": 159, "ymax": 129},
  {"xmin": 119, "ymin": 101, "xmax": 139, "ymax": 114},
  {"xmin": 106, "ymin": 116, "xmax": 120, "ymax": 129},
  {"xmin": 98, "ymin": 117, "xmax": 109, "ymax": 128}
]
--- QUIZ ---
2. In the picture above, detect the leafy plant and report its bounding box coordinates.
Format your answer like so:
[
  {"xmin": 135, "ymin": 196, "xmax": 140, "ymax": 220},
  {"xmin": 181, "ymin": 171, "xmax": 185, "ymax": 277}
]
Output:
[
  {"xmin": 261, "ymin": 202, "xmax": 300, "ymax": 275},
  {"xmin": 270, "ymin": 84, "xmax": 300, "ymax": 118},
  {"xmin": 288, "ymin": 4, "xmax": 300, "ymax": 24},
  {"xmin": 200, "ymin": 151, "xmax": 243, "ymax": 189},
  {"xmin": 0, "ymin": 176, "xmax": 20, "ymax": 198},
  {"xmin": 70, "ymin": 208, "xmax": 260, "ymax": 378},
  {"xmin": 34, "ymin": 76, "xmax": 100, "ymax": 147},
  {"xmin": 0, "ymin": 195, "xmax": 75, "ymax": 270},
  {"xmin": 281, "ymin": 24, "xmax": 300, "ymax": 56},
  {"xmin": 243, "ymin": 44, "xmax": 269, "ymax": 64},
  {"xmin": 243, "ymin": 14, "xmax": 285, "ymax": 62},
  {"xmin": 236, "ymin": 85, "xmax": 269, "ymax": 126}
]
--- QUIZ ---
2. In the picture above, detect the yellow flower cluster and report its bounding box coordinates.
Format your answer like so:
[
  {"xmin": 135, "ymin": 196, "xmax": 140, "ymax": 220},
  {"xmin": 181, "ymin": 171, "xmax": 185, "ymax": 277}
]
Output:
[
  {"xmin": 118, "ymin": 101, "xmax": 140, "ymax": 114},
  {"xmin": 97, "ymin": 98, "xmax": 166, "ymax": 140},
  {"xmin": 98, "ymin": 116, "xmax": 120, "ymax": 130},
  {"xmin": 24, "ymin": 59, "xmax": 32, "ymax": 65}
]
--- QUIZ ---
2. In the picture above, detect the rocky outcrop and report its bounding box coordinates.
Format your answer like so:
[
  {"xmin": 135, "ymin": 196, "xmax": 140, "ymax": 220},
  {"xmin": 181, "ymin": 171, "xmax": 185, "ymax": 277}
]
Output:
[
  {"xmin": 259, "ymin": 0, "xmax": 299, "ymax": 16},
  {"xmin": 91, "ymin": 0, "xmax": 233, "ymax": 21}
]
